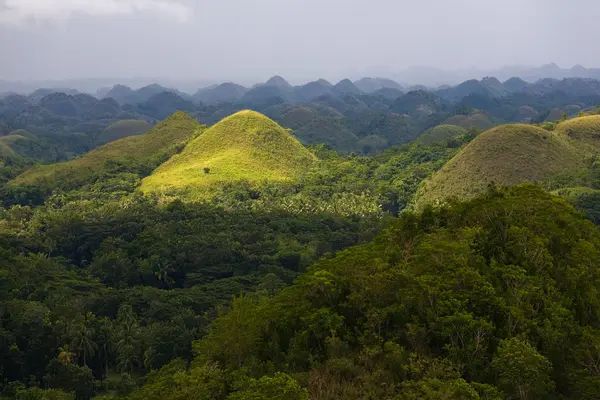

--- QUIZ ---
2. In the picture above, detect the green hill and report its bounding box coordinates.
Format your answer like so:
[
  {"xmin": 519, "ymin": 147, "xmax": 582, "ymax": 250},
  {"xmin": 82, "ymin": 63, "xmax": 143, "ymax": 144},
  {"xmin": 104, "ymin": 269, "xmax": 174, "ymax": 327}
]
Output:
[
  {"xmin": 0, "ymin": 132, "xmax": 62, "ymax": 163},
  {"xmin": 0, "ymin": 138, "xmax": 21, "ymax": 163},
  {"xmin": 415, "ymin": 124, "xmax": 583, "ymax": 207},
  {"xmin": 11, "ymin": 112, "xmax": 202, "ymax": 191},
  {"xmin": 96, "ymin": 120, "xmax": 153, "ymax": 145},
  {"xmin": 443, "ymin": 112, "xmax": 495, "ymax": 130},
  {"xmin": 140, "ymin": 110, "xmax": 316, "ymax": 198},
  {"xmin": 417, "ymin": 124, "xmax": 468, "ymax": 145}
]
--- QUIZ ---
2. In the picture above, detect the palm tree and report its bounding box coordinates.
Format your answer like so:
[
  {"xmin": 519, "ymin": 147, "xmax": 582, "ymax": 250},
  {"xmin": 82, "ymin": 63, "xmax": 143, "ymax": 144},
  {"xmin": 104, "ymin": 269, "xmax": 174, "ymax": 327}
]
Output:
[
  {"xmin": 115, "ymin": 321, "xmax": 140, "ymax": 373},
  {"xmin": 97, "ymin": 317, "xmax": 115, "ymax": 380},
  {"xmin": 154, "ymin": 261, "xmax": 175, "ymax": 287},
  {"xmin": 72, "ymin": 323, "xmax": 98, "ymax": 367},
  {"xmin": 117, "ymin": 305, "xmax": 137, "ymax": 327},
  {"xmin": 58, "ymin": 344, "xmax": 75, "ymax": 364}
]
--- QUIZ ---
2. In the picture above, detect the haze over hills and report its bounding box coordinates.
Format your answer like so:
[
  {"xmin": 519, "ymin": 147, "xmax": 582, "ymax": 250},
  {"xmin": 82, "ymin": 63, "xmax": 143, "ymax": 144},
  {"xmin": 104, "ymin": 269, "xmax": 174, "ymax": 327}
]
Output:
[
  {"xmin": 3, "ymin": 73, "xmax": 600, "ymax": 165},
  {"xmin": 5, "ymin": 63, "xmax": 600, "ymax": 93}
]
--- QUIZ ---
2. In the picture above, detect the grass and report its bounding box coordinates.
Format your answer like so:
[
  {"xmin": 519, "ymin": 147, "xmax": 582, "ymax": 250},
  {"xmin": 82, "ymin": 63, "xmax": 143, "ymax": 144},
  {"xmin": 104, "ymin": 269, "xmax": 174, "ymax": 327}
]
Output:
[
  {"xmin": 554, "ymin": 114, "xmax": 600, "ymax": 152},
  {"xmin": 0, "ymin": 140, "xmax": 20, "ymax": 161},
  {"xmin": 12, "ymin": 112, "xmax": 202, "ymax": 190},
  {"xmin": 96, "ymin": 120, "xmax": 153, "ymax": 145},
  {"xmin": 417, "ymin": 125, "xmax": 467, "ymax": 145},
  {"xmin": 415, "ymin": 124, "xmax": 585, "ymax": 207},
  {"xmin": 0, "ymin": 134, "xmax": 33, "ymax": 163},
  {"xmin": 141, "ymin": 110, "xmax": 316, "ymax": 199},
  {"xmin": 443, "ymin": 113, "xmax": 494, "ymax": 130}
]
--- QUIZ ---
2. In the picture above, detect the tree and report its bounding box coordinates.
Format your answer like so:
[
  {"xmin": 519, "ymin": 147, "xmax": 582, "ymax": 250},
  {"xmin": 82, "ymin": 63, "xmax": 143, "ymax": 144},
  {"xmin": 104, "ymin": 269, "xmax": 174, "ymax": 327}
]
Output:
[
  {"xmin": 57, "ymin": 345, "xmax": 76, "ymax": 365},
  {"xmin": 96, "ymin": 317, "xmax": 115, "ymax": 380},
  {"xmin": 204, "ymin": 167, "xmax": 211, "ymax": 174},
  {"xmin": 491, "ymin": 338, "xmax": 554, "ymax": 400},
  {"xmin": 44, "ymin": 359, "xmax": 95, "ymax": 400},
  {"xmin": 227, "ymin": 373, "xmax": 307, "ymax": 400},
  {"xmin": 71, "ymin": 319, "xmax": 97, "ymax": 367}
]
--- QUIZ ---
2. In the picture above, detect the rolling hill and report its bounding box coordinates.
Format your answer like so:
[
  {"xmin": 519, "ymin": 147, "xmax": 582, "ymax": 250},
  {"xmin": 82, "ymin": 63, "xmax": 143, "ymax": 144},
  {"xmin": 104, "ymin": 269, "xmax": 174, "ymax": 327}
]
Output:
[
  {"xmin": 140, "ymin": 110, "xmax": 316, "ymax": 198},
  {"xmin": 95, "ymin": 120, "xmax": 153, "ymax": 145},
  {"xmin": 11, "ymin": 112, "xmax": 202, "ymax": 191},
  {"xmin": 415, "ymin": 124, "xmax": 585, "ymax": 207},
  {"xmin": 553, "ymin": 114, "xmax": 600, "ymax": 150},
  {"xmin": 193, "ymin": 83, "xmax": 247, "ymax": 105},
  {"xmin": 417, "ymin": 124, "xmax": 468, "ymax": 145}
]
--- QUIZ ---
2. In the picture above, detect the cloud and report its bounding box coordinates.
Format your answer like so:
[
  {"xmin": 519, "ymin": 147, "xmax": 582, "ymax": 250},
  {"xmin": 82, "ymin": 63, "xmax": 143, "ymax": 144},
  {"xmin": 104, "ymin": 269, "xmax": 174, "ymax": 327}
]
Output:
[{"xmin": 0, "ymin": 0, "xmax": 192, "ymax": 25}]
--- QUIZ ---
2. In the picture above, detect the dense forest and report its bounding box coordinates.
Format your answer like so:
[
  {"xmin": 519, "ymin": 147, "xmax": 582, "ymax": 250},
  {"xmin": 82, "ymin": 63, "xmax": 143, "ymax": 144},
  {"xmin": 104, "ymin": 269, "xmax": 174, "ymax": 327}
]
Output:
[{"xmin": 2, "ymin": 74, "xmax": 600, "ymax": 399}]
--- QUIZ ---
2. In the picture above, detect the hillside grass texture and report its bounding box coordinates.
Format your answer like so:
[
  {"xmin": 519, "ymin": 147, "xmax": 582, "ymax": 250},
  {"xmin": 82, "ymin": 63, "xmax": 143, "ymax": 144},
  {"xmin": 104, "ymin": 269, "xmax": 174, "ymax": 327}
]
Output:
[
  {"xmin": 96, "ymin": 120, "xmax": 153, "ymax": 145},
  {"xmin": 12, "ymin": 112, "xmax": 202, "ymax": 190},
  {"xmin": 141, "ymin": 110, "xmax": 316, "ymax": 199},
  {"xmin": 417, "ymin": 124, "xmax": 468, "ymax": 145},
  {"xmin": 415, "ymin": 123, "xmax": 586, "ymax": 207}
]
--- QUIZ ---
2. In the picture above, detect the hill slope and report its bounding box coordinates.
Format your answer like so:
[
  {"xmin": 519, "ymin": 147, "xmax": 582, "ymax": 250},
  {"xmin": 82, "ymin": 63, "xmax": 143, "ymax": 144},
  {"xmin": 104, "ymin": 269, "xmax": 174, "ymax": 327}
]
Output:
[
  {"xmin": 141, "ymin": 110, "xmax": 316, "ymax": 197},
  {"xmin": 416, "ymin": 124, "xmax": 583, "ymax": 206},
  {"xmin": 95, "ymin": 120, "xmax": 153, "ymax": 145},
  {"xmin": 417, "ymin": 124, "xmax": 468, "ymax": 145},
  {"xmin": 11, "ymin": 112, "xmax": 202, "ymax": 191},
  {"xmin": 554, "ymin": 114, "xmax": 600, "ymax": 150}
]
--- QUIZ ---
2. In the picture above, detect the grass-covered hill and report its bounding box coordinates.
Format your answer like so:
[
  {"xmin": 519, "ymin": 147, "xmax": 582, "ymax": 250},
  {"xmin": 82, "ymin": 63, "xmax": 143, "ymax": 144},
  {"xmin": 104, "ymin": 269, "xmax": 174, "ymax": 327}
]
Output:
[
  {"xmin": 417, "ymin": 124, "xmax": 468, "ymax": 145},
  {"xmin": 415, "ymin": 124, "xmax": 583, "ymax": 206},
  {"xmin": 140, "ymin": 110, "xmax": 316, "ymax": 198},
  {"xmin": 95, "ymin": 119, "xmax": 153, "ymax": 145},
  {"xmin": 0, "ymin": 131, "xmax": 63, "ymax": 164},
  {"xmin": 553, "ymin": 114, "xmax": 600, "ymax": 149},
  {"xmin": 10, "ymin": 112, "xmax": 202, "ymax": 192},
  {"xmin": 416, "ymin": 115, "xmax": 600, "ymax": 207}
]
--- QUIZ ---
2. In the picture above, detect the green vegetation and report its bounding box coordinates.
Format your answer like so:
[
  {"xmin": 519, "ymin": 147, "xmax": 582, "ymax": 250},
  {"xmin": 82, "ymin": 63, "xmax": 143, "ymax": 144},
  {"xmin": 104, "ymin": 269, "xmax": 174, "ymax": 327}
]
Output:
[
  {"xmin": 443, "ymin": 112, "xmax": 495, "ymax": 130},
  {"xmin": 96, "ymin": 120, "xmax": 153, "ymax": 145},
  {"xmin": 9, "ymin": 112, "xmax": 202, "ymax": 195},
  {"xmin": 554, "ymin": 186, "xmax": 600, "ymax": 224},
  {"xmin": 4, "ymin": 78, "xmax": 600, "ymax": 399},
  {"xmin": 62, "ymin": 185, "xmax": 600, "ymax": 400},
  {"xmin": 0, "ymin": 137, "xmax": 21, "ymax": 162},
  {"xmin": 141, "ymin": 110, "xmax": 316, "ymax": 199},
  {"xmin": 417, "ymin": 124, "xmax": 468, "ymax": 145}
]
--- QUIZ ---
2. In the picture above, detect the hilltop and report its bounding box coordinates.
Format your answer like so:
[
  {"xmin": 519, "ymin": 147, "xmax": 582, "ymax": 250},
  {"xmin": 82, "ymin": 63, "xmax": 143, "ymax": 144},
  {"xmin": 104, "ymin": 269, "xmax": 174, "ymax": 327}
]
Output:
[
  {"xmin": 140, "ymin": 110, "xmax": 316, "ymax": 198},
  {"xmin": 554, "ymin": 114, "xmax": 600, "ymax": 150},
  {"xmin": 417, "ymin": 124, "xmax": 468, "ymax": 145},
  {"xmin": 415, "ymin": 123, "xmax": 584, "ymax": 207},
  {"xmin": 95, "ymin": 119, "xmax": 153, "ymax": 145},
  {"xmin": 11, "ymin": 112, "xmax": 202, "ymax": 192}
]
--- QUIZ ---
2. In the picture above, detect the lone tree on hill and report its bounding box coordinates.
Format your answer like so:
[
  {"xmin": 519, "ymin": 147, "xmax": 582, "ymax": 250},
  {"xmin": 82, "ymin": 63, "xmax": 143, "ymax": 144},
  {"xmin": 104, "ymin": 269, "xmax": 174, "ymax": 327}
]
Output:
[{"xmin": 203, "ymin": 167, "xmax": 210, "ymax": 174}]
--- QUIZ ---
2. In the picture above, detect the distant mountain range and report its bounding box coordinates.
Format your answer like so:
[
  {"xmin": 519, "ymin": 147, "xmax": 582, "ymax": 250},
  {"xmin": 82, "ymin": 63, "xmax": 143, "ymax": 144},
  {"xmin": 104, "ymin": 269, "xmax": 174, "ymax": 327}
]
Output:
[
  {"xmin": 3, "ymin": 71, "xmax": 600, "ymax": 161},
  {"xmin": 4, "ymin": 64, "xmax": 600, "ymax": 94}
]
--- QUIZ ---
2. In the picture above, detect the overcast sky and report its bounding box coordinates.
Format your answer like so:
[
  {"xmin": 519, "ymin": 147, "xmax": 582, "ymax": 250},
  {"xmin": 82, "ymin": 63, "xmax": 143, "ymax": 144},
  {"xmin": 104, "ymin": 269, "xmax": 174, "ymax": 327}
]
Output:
[{"xmin": 0, "ymin": 0, "xmax": 598, "ymax": 85}]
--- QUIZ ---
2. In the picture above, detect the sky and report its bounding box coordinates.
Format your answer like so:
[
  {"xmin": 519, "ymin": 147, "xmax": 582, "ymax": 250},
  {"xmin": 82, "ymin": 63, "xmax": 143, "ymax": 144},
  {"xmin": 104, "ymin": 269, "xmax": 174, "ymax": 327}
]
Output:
[{"xmin": 0, "ymin": 0, "xmax": 599, "ymax": 86}]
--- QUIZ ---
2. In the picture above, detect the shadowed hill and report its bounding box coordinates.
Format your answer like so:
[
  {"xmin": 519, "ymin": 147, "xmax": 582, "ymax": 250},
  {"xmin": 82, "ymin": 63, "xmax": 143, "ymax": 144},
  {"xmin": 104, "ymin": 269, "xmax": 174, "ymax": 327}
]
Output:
[
  {"xmin": 354, "ymin": 77, "xmax": 403, "ymax": 93},
  {"xmin": 415, "ymin": 124, "xmax": 584, "ymax": 207},
  {"xmin": 193, "ymin": 83, "xmax": 247, "ymax": 105},
  {"xmin": 95, "ymin": 120, "xmax": 153, "ymax": 145},
  {"xmin": 417, "ymin": 124, "xmax": 468, "ymax": 145},
  {"xmin": 140, "ymin": 110, "xmax": 316, "ymax": 198},
  {"xmin": 332, "ymin": 79, "xmax": 362, "ymax": 95},
  {"xmin": 11, "ymin": 112, "xmax": 202, "ymax": 191}
]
